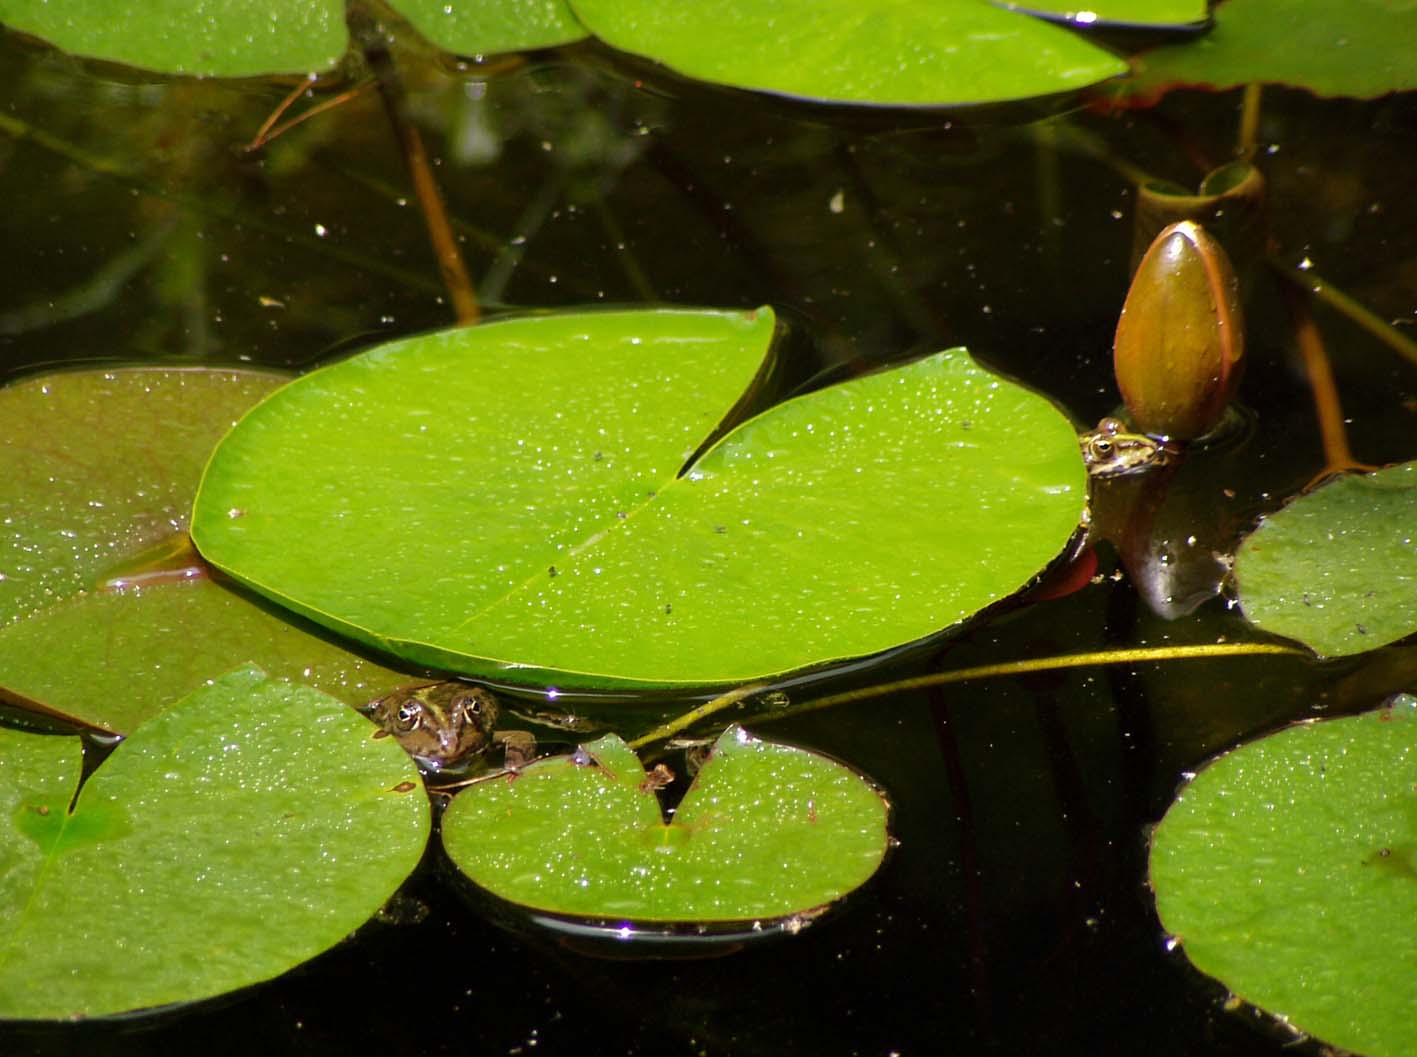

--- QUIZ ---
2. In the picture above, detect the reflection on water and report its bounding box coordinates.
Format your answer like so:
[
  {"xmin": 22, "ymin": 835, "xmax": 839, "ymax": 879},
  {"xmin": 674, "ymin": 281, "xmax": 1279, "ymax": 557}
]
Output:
[{"xmin": 1, "ymin": 23, "xmax": 1416, "ymax": 1057}]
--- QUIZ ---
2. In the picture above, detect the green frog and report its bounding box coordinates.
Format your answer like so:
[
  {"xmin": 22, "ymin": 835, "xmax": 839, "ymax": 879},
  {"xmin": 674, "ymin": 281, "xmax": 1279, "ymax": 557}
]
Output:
[
  {"xmin": 362, "ymin": 682, "xmax": 533, "ymax": 772},
  {"xmin": 1079, "ymin": 417, "xmax": 1175, "ymax": 478}
]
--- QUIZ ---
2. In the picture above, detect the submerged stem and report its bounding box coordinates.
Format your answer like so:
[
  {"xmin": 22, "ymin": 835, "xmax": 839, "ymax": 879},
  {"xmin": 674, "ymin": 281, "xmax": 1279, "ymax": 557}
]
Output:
[
  {"xmin": 358, "ymin": 14, "xmax": 480, "ymax": 325},
  {"xmin": 1271, "ymin": 257, "xmax": 1417, "ymax": 371},
  {"xmin": 634, "ymin": 643, "xmax": 1306, "ymax": 749}
]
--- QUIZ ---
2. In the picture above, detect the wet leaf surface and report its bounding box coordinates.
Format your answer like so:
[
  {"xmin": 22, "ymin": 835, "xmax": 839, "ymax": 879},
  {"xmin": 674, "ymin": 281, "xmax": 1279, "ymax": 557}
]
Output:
[
  {"xmin": 0, "ymin": 581, "xmax": 411, "ymax": 734},
  {"xmin": 0, "ymin": 666, "xmax": 429, "ymax": 1021},
  {"xmin": 191, "ymin": 308, "xmax": 1087, "ymax": 687},
  {"xmin": 442, "ymin": 727, "xmax": 889, "ymax": 921},
  {"xmin": 0, "ymin": 367, "xmax": 414, "ymax": 733},
  {"xmin": 0, "ymin": 367, "xmax": 284, "ymax": 627},
  {"xmin": 567, "ymin": 0, "xmax": 1127, "ymax": 106},
  {"xmin": 0, "ymin": 0, "xmax": 347, "ymax": 76},
  {"xmin": 1116, "ymin": 0, "xmax": 1417, "ymax": 102},
  {"xmin": 389, "ymin": 0, "xmax": 588, "ymax": 55},
  {"xmin": 1150, "ymin": 698, "xmax": 1417, "ymax": 1057},
  {"xmin": 1235, "ymin": 462, "xmax": 1417, "ymax": 657}
]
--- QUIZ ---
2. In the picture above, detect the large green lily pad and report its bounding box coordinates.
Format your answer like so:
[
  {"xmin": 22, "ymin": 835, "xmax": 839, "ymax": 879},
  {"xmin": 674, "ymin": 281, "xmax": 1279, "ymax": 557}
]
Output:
[
  {"xmin": 1117, "ymin": 0, "xmax": 1417, "ymax": 103},
  {"xmin": 0, "ymin": 0, "xmax": 347, "ymax": 77},
  {"xmin": 1150, "ymin": 698, "xmax": 1417, "ymax": 1057},
  {"xmin": 1235, "ymin": 463, "xmax": 1417, "ymax": 658},
  {"xmin": 0, "ymin": 366, "xmax": 413, "ymax": 733},
  {"xmin": 190, "ymin": 307, "xmax": 1088, "ymax": 688},
  {"xmin": 442, "ymin": 726, "xmax": 889, "ymax": 921},
  {"xmin": 567, "ymin": 0, "xmax": 1128, "ymax": 106},
  {"xmin": 0, "ymin": 666, "xmax": 429, "ymax": 1020}
]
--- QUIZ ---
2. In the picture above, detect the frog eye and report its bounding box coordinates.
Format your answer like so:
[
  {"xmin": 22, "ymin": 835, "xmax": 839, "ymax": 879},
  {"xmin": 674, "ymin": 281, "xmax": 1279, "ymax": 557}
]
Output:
[
  {"xmin": 394, "ymin": 702, "xmax": 422, "ymax": 729},
  {"xmin": 1092, "ymin": 437, "xmax": 1113, "ymax": 456},
  {"xmin": 452, "ymin": 692, "xmax": 482, "ymax": 716}
]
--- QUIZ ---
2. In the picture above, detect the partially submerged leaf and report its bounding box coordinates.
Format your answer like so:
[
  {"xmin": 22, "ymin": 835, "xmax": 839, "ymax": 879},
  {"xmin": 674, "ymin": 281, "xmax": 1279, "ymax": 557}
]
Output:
[
  {"xmin": 191, "ymin": 307, "xmax": 1088, "ymax": 687},
  {"xmin": 566, "ymin": 0, "xmax": 1127, "ymax": 106},
  {"xmin": 388, "ymin": 0, "xmax": 588, "ymax": 56},
  {"xmin": 0, "ymin": 666, "xmax": 429, "ymax": 1021},
  {"xmin": 0, "ymin": 0, "xmax": 347, "ymax": 77},
  {"xmin": 0, "ymin": 581, "xmax": 411, "ymax": 734},
  {"xmin": 442, "ymin": 727, "xmax": 889, "ymax": 922},
  {"xmin": 1235, "ymin": 462, "xmax": 1417, "ymax": 657},
  {"xmin": 0, "ymin": 367, "xmax": 416, "ymax": 732},
  {"xmin": 0, "ymin": 367, "xmax": 283, "ymax": 627},
  {"xmin": 1116, "ymin": 0, "xmax": 1417, "ymax": 104},
  {"xmin": 1150, "ymin": 698, "xmax": 1417, "ymax": 1057}
]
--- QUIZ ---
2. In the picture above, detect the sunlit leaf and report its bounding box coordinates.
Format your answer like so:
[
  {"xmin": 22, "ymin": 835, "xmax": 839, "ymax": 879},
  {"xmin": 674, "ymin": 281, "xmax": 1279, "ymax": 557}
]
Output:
[
  {"xmin": 0, "ymin": 666, "xmax": 429, "ymax": 1021},
  {"xmin": 0, "ymin": 0, "xmax": 347, "ymax": 76},
  {"xmin": 1150, "ymin": 698, "xmax": 1417, "ymax": 1057},
  {"xmin": 191, "ymin": 307, "xmax": 1088, "ymax": 688},
  {"xmin": 566, "ymin": 0, "xmax": 1127, "ymax": 106},
  {"xmin": 1235, "ymin": 462, "xmax": 1417, "ymax": 657},
  {"xmin": 388, "ymin": 0, "xmax": 588, "ymax": 56},
  {"xmin": 443, "ymin": 727, "xmax": 889, "ymax": 921}
]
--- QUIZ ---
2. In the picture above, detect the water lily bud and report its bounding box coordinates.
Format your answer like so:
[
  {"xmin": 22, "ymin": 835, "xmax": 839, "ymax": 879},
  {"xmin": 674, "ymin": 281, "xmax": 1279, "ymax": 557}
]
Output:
[{"xmin": 1114, "ymin": 220, "xmax": 1244, "ymax": 441}]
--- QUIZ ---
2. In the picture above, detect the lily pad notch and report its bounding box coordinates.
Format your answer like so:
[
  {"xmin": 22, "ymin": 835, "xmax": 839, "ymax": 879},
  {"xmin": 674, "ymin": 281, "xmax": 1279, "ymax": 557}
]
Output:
[
  {"xmin": 190, "ymin": 306, "xmax": 1089, "ymax": 688},
  {"xmin": 441, "ymin": 726, "xmax": 892, "ymax": 928}
]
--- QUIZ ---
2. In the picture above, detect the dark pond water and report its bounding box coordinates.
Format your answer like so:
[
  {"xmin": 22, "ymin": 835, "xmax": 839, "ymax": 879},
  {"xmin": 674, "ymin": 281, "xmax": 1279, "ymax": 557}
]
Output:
[{"xmin": 2, "ymin": 20, "xmax": 1416, "ymax": 1057}]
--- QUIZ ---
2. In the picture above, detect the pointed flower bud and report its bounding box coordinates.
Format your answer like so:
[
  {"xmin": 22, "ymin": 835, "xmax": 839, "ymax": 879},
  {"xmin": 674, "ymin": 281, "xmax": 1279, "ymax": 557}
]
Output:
[{"xmin": 1114, "ymin": 220, "xmax": 1244, "ymax": 440}]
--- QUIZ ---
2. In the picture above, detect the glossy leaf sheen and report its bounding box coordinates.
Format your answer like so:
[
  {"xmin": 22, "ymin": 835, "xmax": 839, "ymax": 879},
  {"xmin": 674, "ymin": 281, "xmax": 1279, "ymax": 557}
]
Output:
[
  {"xmin": 0, "ymin": 367, "xmax": 284, "ymax": 627},
  {"xmin": 1150, "ymin": 699, "xmax": 1417, "ymax": 1057},
  {"xmin": 996, "ymin": 0, "xmax": 1207, "ymax": 28},
  {"xmin": 1235, "ymin": 462, "xmax": 1417, "ymax": 657},
  {"xmin": 0, "ymin": 0, "xmax": 347, "ymax": 76},
  {"xmin": 442, "ymin": 728, "xmax": 889, "ymax": 920},
  {"xmin": 1121, "ymin": 0, "xmax": 1417, "ymax": 102},
  {"xmin": 0, "ymin": 581, "xmax": 412, "ymax": 734},
  {"xmin": 0, "ymin": 667, "xmax": 429, "ymax": 1021},
  {"xmin": 389, "ymin": 0, "xmax": 588, "ymax": 55},
  {"xmin": 567, "ymin": 0, "xmax": 1127, "ymax": 106},
  {"xmin": 191, "ymin": 308, "xmax": 1087, "ymax": 687},
  {"xmin": 0, "ymin": 367, "xmax": 411, "ymax": 733}
]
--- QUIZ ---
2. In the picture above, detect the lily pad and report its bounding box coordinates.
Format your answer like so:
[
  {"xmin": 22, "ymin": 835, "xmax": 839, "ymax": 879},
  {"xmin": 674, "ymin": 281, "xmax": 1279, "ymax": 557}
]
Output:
[
  {"xmin": 566, "ymin": 0, "xmax": 1128, "ymax": 106},
  {"xmin": 1149, "ymin": 697, "xmax": 1417, "ymax": 1057},
  {"xmin": 1117, "ymin": 0, "xmax": 1417, "ymax": 103},
  {"xmin": 0, "ymin": 0, "xmax": 347, "ymax": 77},
  {"xmin": 0, "ymin": 366, "xmax": 413, "ymax": 732},
  {"xmin": 442, "ymin": 727, "xmax": 889, "ymax": 921},
  {"xmin": 0, "ymin": 666, "xmax": 429, "ymax": 1020},
  {"xmin": 0, "ymin": 581, "xmax": 410, "ymax": 734},
  {"xmin": 389, "ymin": 0, "xmax": 588, "ymax": 56},
  {"xmin": 0, "ymin": 367, "xmax": 284, "ymax": 627},
  {"xmin": 1234, "ymin": 463, "xmax": 1417, "ymax": 657},
  {"xmin": 190, "ymin": 307, "xmax": 1088, "ymax": 688}
]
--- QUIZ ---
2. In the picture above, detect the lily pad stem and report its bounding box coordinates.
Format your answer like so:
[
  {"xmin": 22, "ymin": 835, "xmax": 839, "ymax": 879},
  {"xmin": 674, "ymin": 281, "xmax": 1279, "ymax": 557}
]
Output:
[
  {"xmin": 626, "ymin": 682, "xmax": 770, "ymax": 750},
  {"xmin": 1270, "ymin": 257, "xmax": 1417, "ymax": 370},
  {"xmin": 1278, "ymin": 277, "xmax": 1378, "ymax": 485},
  {"xmin": 357, "ymin": 11, "xmax": 479, "ymax": 325},
  {"xmin": 633, "ymin": 643, "xmax": 1305, "ymax": 748}
]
